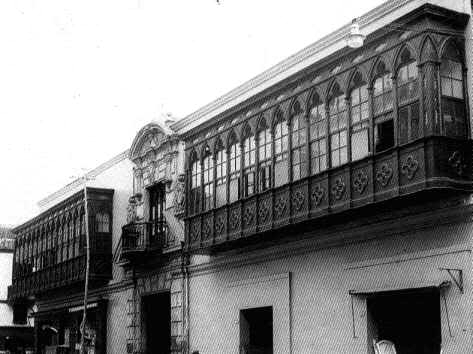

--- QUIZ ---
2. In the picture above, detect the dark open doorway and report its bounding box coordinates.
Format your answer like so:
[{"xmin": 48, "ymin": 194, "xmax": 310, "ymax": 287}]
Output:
[
  {"xmin": 142, "ymin": 292, "xmax": 171, "ymax": 354},
  {"xmin": 367, "ymin": 289, "xmax": 441, "ymax": 354},
  {"xmin": 240, "ymin": 306, "xmax": 273, "ymax": 354}
]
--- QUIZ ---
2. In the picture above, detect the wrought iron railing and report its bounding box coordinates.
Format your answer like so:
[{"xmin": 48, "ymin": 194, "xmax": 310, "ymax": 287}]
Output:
[{"xmin": 119, "ymin": 220, "xmax": 169, "ymax": 262}]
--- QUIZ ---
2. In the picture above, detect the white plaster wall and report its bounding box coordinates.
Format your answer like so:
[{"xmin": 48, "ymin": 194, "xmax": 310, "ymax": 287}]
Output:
[
  {"xmin": 106, "ymin": 288, "xmax": 131, "ymax": 354},
  {"xmin": 188, "ymin": 221, "xmax": 473, "ymax": 354}
]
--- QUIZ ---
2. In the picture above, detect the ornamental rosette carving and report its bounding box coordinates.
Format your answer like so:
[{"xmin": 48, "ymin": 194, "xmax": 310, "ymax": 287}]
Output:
[
  {"xmin": 401, "ymin": 155, "xmax": 419, "ymax": 180},
  {"xmin": 331, "ymin": 178, "xmax": 346, "ymax": 200},
  {"xmin": 292, "ymin": 191, "xmax": 305, "ymax": 212},
  {"xmin": 274, "ymin": 197, "xmax": 287, "ymax": 217},
  {"xmin": 190, "ymin": 222, "xmax": 200, "ymax": 243},
  {"xmin": 353, "ymin": 171, "xmax": 368, "ymax": 194},
  {"xmin": 202, "ymin": 220, "xmax": 212, "ymax": 240},
  {"xmin": 215, "ymin": 216, "xmax": 225, "ymax": 235},
  {"xmin": 311, "ymin": 185, "xmax": 325, "ymax": 207},
  {"xmin": 448, "ymin": 151, "xmax": 466, "ymax": 177},
  {"xmin": 376, "ymin": 163, "xmax": 393, "ymax": 187},
  {"xmin": 229, "ymin": 210, "xmax": 240, "ymax": 230}
]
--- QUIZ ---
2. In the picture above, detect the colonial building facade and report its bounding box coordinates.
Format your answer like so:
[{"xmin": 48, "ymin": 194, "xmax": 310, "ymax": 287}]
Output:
[
  {"xmin": 173, "ymin": 1, "xmax": 473, "ymax": 353},
  {"xmin": 116, "ymin": 119, "xmax": 186, "ymax": 354}
]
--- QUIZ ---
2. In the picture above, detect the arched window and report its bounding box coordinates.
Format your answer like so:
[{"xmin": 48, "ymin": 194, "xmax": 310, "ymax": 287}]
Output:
[
  {"xmin": 350, "ymin": 72, "xmax": 370, "ymax": 161},
  {"xmin": 202, "ymin": 147, "xmax": 214, "ymax": 211},
  {"xmin": 189, "ymin": 153, "xmax": 201, "ymax": 214},
  {"xmin": 329, "ymin": 84, "xmax": 348, "ymax": 168},
  {"xmin": 274, "ymin": 110, "xmax": 289, "ymax": 187},
  {"xmin": 291, "ymin": 101, "xmax": 307, "ymax": 181},
  {"xmin": 373, "ymin": 61, "xmax": 394, "ymax": 152},
  {"xmin": 68, "ymin": 217, "xmax": 74, "ymax": 259},
  {"xmin": 440, "ymin": 42, "xmax": 465, "ymax": 138},
  {"xmin": 228, "ymin": 133, "xmax": 241, "ymax": 203},
  {"xmin": 215, "ymin": 140, "xmax": 227, "ymax": 207},
  {"xmin": 62, "ymin": 222, "xmax": 68, "ymax": 262},
  {"xmin": 258, "ymin": 118, "xmax": 272, "ymax": 192},
  {"xmin": 397, "ymin": 48, "xmax": 420, "ymax": 144},
  {"xmin": 309, "ymin": 92, "xmax": 327, "ymax": 174},
  {"xmin": 242, "ymin": 126, "xmax": 256, "ymax": 197}
]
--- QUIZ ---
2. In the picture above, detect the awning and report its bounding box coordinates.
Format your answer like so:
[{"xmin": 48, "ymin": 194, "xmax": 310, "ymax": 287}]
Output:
[
  {"xmin": 348, "ymin": 280, "xmax": 451, "ymax": 295},
  {"xmin": 30, "ymin": 298, "xmax": 107, "ymax": 318}
]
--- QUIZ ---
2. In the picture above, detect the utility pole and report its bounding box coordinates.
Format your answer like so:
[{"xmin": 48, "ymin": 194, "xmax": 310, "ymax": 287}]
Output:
[{"xmin": 78, "ymin": 172, "xmax": 93, "ymax": 354}]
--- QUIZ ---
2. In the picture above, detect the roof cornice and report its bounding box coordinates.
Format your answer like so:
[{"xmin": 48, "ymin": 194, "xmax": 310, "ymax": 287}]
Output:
[{"xmin": 170, "ymin": 0, "xmax": 469, "ymax": 134}]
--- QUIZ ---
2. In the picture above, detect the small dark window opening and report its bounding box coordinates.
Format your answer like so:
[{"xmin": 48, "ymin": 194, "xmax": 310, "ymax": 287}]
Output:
[
  {"xmin": 13, "ymin": 304, "xmax": 28, "ymax": 325},
  {"xmin": 375, "ymin": 117, "xmax": 394, "ymax": 152},
  {"xmin": 367, "ymin": 289, "xmax": 441, "ymax": 354},
  {"xmin": 240, "ymin": 306, "xmax": 273, "ymax": 354}
]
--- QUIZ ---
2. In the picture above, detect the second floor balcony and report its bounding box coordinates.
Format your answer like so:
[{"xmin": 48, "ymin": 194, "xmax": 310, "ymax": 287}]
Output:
[{"xmin": 118, "ymin": 220, "xmax": 175, "ymax": 264}]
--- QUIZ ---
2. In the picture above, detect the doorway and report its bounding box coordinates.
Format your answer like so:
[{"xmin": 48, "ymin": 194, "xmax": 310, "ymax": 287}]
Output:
[
  {"xmin": 367, "ymin": 289, "xmax": 441, "ymax": 354},
  {"xmin": 148, "ymin": 183, "xmax": 166, "ymax": 247},
  {"xmin": 142, "ymin": 292, "xmax": 171, "ymax": 354},
  {"xmin": 240, "ymin": 306, "xmax": 273, "ymax": 354}
]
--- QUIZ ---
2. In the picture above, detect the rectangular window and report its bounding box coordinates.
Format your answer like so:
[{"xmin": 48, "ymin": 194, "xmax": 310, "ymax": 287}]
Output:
[
  {"xmin": 274, "ymin": 122, "xmax": 289, "ymax": 187},
  {"xmin": 215, "ymin": 150, "xmax": 227, "ymax": 207},
  {"xmin": 240, "ymin": 307, "xmax": 273, "ymax": 354},
  {"xmin": 229, "ymin": 143, "xmax": 241, "ymax": 203}
]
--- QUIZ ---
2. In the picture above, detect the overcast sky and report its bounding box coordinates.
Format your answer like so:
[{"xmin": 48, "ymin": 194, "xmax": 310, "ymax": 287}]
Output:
[{"xmin": 0, "ymin": 0, "xmax": 385, "ymax": 226}]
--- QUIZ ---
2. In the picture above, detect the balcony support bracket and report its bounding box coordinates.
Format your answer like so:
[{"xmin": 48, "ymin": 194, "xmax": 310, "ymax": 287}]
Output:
[{"xmin": 439, "ymin": 267, "xmax": 463, "ymax": 293}]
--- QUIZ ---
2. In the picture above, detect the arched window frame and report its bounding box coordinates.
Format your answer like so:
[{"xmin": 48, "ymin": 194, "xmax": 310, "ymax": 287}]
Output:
[
  {"xmin": 396, "ymin": 47, "xmax": 420, "ymax": 144},
  {"xmin": 242, "ymin": 126, "xmax": 256, "ymax": 197},
  {"xmin": 189, "ymin": 152, "xmax": 201, "ymax": 215},
  {"xmin": 328, "ymin": 83, "xmax": 348, "ymax": 168},
  {"xmin": 372, "ymin": 61, "xmax": 395, "ymax": 152},
  {"xmin": 440, "ymin": 42, "xmax": 466, "ymax": 138},
  {"xmin": 273, "ymin": 109, "xmax": 289, "ymax": 187},
  {"xmin": 290, "ymin": 100, "xmax": 307, "ymax": 181},
  {"xmin": 308, "ymin": 91, "xmax": 328, "ymax": 174},
  {"xmin": 228, "ymin": 132, "xmax": 241, "ymax": 203},
  {"xmin": 257, "ymin": 117, "xmax": 272, "ymax": 192},
  {"xmin": 202, "ymin": 146, "xmax": 214, "ymax": 211},
  {"xmin": 349, "ymin": 72, "xmax": 370, "ymax": 161},
  {"xmin": 215, "ymin": 139, "xmax": 227, "ymax": 208}
]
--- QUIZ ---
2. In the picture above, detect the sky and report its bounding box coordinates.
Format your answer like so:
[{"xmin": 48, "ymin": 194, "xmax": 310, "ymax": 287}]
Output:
[{"xmin": 0, "ymin": 0, "xmax": 386, "ymax": 226}]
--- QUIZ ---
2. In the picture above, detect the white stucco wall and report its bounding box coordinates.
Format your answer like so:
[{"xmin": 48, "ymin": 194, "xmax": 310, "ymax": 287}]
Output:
[{"xmin": 188, "ymin": 218, "xmax": 473, "ymax": 354}]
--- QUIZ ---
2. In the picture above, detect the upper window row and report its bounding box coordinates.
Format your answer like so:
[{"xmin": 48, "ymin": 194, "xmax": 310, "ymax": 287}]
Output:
[{"xmin": 188, "ymin": 45, "xmax": 466, "ymax": 215}]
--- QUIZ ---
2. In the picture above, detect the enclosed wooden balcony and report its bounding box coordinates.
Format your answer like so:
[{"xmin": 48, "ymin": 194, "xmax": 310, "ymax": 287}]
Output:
[
  {"xmin": 8, "ymin": 188, "xmax": 114, "ymax": 302},
  {"xmin": 186, "ymin": 136, "xmax": 473, "ymax": 251},
  {"xmin": 183, "ymin": 6, "xmax": 472, "ymax": 253}
]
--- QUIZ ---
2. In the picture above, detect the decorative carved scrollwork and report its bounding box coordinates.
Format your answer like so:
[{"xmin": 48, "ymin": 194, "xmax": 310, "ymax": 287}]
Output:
[
  {"xmin": 311, "ymin": 185, "xmax": 325, "ymax": 207},
  {"xmin": 258, "ymin": 203, "xmax": 270, "ymax": 223},
  {"xmin": 292, "ymin": 191, "xmax": 305, "ymax": 212},
  {"xmin": 172, "ymin": 174, "xmax": 186, "ymax": 216},
  {"xmin": 274, "ymin": 197, "xmax": 287, "ymax": 217},
  {"xmin": 376, "ymin": 163, "xmax": 393, "ymax": 186},
  {"xmin": 229, "ymin": 210, "xmax": 240, "ymax": 230},
  {"xmin": 243, "ymin": 206, "xmax": 255, "ymax": 226},
  {"xmin": 448, "ymin": 151, "xmax": 466, "ymax": 177},
  {"xmin": 331, "ymin": 178, "xmax": 346, "ymax": 200},
  {"xmin": 401, "ymin": 155, "xmax": 419, "ymax": 180},
  {"xmin": 353, "ymin": 171, "xmax": 368, "ymax": 194}
]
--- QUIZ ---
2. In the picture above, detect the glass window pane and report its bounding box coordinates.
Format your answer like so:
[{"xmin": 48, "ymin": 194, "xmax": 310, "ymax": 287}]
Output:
[
  {"xmin": 351, "ymin": 130, "xmax": 369, "ymax": 161},
  {"xmin": 452, "ymin": 80, "xmax": 463, "ymax": 99}
]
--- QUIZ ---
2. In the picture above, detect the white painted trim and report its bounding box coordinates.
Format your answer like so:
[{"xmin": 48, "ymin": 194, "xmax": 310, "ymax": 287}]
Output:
[{"xmin": 227, "ymin": 272, "xmax": 290, "ymax": 288}]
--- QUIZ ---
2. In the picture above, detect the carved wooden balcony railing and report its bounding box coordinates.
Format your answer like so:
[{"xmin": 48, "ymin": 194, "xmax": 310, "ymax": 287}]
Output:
[
  {"xmin": 8, "ymin": 253, "xmax": 111, "ymax": 301},
  {"xmin": 186, "ymin": 136, "xmax": 473, "ymax": 252},
  {"xmin": 119, "ymin": 220, "xmax": 170, "ymax": 263}
]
